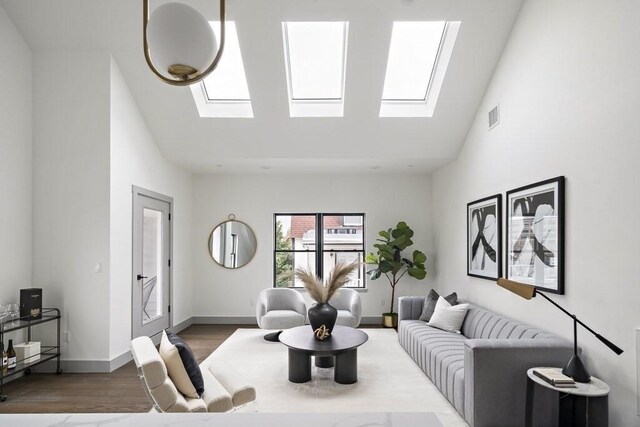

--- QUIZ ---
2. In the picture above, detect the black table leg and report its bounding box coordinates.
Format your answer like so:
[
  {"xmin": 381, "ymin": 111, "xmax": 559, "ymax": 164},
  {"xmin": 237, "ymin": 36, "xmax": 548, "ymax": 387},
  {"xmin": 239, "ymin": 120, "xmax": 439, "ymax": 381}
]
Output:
[
  {"xmin": 525, "ymin": 377, "xmax": 534, "ymax": 427},
  {"xmin": 335, "ymin": 349, "xmax": 358, "ymax": 384},
  {"xmin": 315, "ymin": 356, "xmax": 334, "ymax": 368},
  {"xmin": 288, "ymin": 349, "xmax": 311, "ymax": 383}
]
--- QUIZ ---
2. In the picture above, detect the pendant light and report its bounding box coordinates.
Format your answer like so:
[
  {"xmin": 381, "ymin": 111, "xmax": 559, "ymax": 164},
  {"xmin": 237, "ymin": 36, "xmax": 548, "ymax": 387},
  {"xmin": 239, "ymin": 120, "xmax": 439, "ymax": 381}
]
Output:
[{"xmin": 143, "ymin": 0, "xmax": 226, "ymax": 86}]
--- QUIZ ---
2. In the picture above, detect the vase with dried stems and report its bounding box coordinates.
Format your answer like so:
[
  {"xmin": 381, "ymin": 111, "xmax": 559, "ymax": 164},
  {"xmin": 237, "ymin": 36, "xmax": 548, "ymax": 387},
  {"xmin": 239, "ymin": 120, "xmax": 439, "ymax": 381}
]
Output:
[{"xmin": 296, "ymin": 261, "xmax": 360, "ymax": 340}]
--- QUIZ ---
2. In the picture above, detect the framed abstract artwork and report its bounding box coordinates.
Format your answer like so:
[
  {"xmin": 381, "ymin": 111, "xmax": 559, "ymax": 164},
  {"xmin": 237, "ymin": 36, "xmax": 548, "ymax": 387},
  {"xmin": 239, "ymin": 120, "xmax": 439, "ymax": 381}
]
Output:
[
  {"xmin": 506, "ymin": 176, "xmax": 565, "ymax": 294},
  {"xmin": 467, "ymin": 194, "xmax": 502, "ymax": 280}
]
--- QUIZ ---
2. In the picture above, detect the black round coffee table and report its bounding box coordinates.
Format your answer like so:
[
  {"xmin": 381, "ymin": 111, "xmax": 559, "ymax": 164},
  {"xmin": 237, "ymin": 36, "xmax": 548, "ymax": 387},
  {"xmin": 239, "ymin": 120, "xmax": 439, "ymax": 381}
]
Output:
[{"xmin": 279, "ymin": 325, "xmax": 368, "ymax": 384}]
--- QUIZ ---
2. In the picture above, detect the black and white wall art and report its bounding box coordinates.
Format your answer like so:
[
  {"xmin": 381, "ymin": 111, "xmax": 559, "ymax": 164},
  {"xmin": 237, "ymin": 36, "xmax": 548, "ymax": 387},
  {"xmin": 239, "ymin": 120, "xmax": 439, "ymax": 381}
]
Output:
[
  {"xmin": 506, "ymin": 176, "xmax": 565, "ymax": 294},
  {"xmin": 467, "ymin": 194, "xmax": 502, "ymax": 280}
]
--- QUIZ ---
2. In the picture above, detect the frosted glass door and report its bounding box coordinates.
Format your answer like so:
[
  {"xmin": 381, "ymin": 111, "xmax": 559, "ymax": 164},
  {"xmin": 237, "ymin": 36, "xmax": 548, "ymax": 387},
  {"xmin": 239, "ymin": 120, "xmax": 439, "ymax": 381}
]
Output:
[
  {"xmin": 142, "ymin": 208, "xmax": 163, "ymax": 324},
  {"xmin": 132, "ymin": 187, "xmax": 172, "ymax": 339}
]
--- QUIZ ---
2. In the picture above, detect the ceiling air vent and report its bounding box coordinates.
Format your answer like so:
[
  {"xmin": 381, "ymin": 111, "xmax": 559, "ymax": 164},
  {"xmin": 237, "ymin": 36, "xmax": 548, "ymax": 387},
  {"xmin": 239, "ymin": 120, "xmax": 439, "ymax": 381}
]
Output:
[{"xmin": 488, "ymin": 105, "xmax": 500, "ymax": 130}]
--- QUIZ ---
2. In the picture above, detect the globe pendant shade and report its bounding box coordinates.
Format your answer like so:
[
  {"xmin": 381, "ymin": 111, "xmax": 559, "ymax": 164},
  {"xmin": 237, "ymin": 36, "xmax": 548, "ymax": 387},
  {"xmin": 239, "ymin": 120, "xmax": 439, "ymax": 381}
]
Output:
[{"xmin": 146, "ymin": 2, "xmax": 217, "ymax": 80}]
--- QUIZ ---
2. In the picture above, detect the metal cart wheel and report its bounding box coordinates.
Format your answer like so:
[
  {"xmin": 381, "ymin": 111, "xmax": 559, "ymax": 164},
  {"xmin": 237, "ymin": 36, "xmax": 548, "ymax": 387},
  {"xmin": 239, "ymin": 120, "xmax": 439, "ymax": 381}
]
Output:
[
  {"xmin": 24, "ymin": 368, "xmax": 31, "ymax": 376},
  {"xmin": 56, "ymin": 369, "xmax": 63, "ymax": 375}
]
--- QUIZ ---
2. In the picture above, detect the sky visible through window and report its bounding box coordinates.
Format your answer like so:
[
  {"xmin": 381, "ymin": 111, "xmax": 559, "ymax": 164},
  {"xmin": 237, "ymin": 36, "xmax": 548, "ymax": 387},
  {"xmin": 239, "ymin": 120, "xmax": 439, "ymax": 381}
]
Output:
[
  {"xmin": 201, "ymin": 21, "xmax": 251, "ymax": 101},
  {"xmin": 284, "ymin": 22, "xmax": 348, "ymax": 101},
  {"xmin": 382, "ymin": 21, "xmax": 446, "ymax": 101}
]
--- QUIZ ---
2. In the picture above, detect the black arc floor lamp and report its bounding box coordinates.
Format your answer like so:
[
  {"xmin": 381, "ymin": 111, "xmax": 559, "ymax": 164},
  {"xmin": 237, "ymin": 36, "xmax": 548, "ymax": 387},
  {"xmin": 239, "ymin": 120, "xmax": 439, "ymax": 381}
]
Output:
[{"xmin": 496, "ymin": 278, "xmax": 623, "ymax": 383}]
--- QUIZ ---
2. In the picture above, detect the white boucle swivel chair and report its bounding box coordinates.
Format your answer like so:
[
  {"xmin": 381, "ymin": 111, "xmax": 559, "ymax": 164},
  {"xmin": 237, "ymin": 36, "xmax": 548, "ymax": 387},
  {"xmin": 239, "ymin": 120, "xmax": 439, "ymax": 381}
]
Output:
[
  {"xmin": 328, "ymin": 288, "xmax": 362, "ymax": 328},
  {"xmin": 131, "ymin": 336, "xmax": 256, "ymax": 412},
  {"xmin": 256, "ymin": 288, "xmax": 307, "ymax": 341}
]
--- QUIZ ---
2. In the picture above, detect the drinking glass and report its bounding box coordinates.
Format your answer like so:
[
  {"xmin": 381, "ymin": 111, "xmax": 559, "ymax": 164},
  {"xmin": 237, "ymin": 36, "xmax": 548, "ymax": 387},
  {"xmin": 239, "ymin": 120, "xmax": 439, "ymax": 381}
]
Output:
[
  {"xmin": 8, "ymin": 303, "xmax": 19, "ymax": 326},
  {"xmin": 0, "ymin": 304, "xmax": 8, "ymax": 327}
]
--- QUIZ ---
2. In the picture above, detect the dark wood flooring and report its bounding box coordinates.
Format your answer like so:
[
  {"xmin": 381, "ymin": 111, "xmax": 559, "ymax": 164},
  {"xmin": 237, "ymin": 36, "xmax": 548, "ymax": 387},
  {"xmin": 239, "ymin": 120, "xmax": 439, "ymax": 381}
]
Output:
[
  {"xmin": 0, "ymin": 324, "xmax": 380, "ymax": 413},
  {"xmin": 0, "ymin": 324, "xmax": 252, "ymax": 413}
]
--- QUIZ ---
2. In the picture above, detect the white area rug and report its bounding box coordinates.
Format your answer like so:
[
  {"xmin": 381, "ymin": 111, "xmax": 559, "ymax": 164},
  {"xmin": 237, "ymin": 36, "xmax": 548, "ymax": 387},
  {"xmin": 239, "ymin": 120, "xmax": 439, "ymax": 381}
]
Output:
[{"xmin": 202, "ymin": 328, "xmax": 467, "ymax": 426}]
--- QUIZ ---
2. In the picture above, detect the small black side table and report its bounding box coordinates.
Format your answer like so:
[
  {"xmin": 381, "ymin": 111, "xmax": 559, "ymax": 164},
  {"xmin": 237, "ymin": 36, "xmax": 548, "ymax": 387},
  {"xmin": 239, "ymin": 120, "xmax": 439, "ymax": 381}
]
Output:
[
  {"xmin": 279, "ymin": 325, "xmax": 368, "ymax": 384},
  {"xmin": 525, "ymin": 367, "xmax": 609, "ymax": 427}
]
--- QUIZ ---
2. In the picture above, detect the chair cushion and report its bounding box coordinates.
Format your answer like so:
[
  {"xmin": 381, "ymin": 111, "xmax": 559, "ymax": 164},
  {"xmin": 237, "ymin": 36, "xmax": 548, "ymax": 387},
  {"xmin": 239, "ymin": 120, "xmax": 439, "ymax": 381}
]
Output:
[
  {"xmin": 208, "ymin": 359, "xmax": 257, "ymax": 407},
  {"xmin": 149, "ymin": 377, "xmax": 182, "ymax": 411},
  {"xmin": 160, "ymin": 330, "xmax": 204, "ymax": 398},
  {"xmin": 131, "ymin": 336, "xmax": 167, "ymax": 389},
  {"xmin": 335, "ymin": 310, "xmax": 357, "ymax": 327},
  {"xmin": 260, "ymin": 310, "xmax": 305, "ymax": 329},
  {"xmin": 201, "ymin": 367, "xmax": 233, "ymax": 412}
]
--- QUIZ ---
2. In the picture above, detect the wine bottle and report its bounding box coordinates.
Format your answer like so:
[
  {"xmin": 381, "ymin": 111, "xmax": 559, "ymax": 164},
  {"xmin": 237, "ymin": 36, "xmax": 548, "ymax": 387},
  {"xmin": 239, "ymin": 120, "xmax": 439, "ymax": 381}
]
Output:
[
  {"xmin": 7, "ymin": 339, "xmax": 16, "ymax": 369},
  {"xmin": 1, "ymin": 341, "xmax": 7, "ymax": 374}
]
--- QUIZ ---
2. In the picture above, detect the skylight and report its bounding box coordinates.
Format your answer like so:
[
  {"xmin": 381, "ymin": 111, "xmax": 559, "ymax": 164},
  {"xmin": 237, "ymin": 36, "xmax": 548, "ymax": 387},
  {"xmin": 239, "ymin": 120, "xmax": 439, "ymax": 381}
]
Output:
[
  {"xmin": 382, "ymin": 22, "xmax": 445, "ymax": 101},
  {"xmin": 282, "ymin": 22, "xmax": 349, "ymax": 117},
  {"xmin": 189, "ymin": 21, "xmax": 253, "ymax": 118},
  {"xmin": 380, "ymin": 21, "xmax": 461, "ymax": 117}
]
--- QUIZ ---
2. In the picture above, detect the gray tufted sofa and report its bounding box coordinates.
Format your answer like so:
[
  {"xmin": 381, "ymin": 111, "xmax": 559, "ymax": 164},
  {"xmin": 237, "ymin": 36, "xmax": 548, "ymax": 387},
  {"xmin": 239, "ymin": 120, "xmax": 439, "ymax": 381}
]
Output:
[{"xmin": 398, "ymin": 296, "xmax": 574, "ymax": 427}]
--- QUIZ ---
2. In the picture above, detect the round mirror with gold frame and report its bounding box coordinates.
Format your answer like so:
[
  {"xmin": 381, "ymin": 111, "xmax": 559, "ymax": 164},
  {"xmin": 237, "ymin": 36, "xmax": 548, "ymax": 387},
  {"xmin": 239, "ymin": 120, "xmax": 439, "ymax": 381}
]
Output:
[{"xmin": 208, "ymin": 214, "xmax": 257, "ymax": 269}]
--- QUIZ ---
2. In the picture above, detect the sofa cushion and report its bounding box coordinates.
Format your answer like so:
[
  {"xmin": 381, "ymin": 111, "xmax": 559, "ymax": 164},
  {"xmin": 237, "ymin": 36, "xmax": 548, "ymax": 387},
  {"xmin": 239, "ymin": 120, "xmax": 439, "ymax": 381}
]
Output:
[
  {"xmin": 260, "ymin": 310, "xmax": 305, "ymax": 329},
  {"xmin": 419, "ymin": 289, "xmax": 458, "ymax": 322},
  {"xmin": 461, "ymin": 304, "xmax": 556, "ymax": 340},
  {"xmin": 399, "ymin": 321, "xmax": 466, "ymax": 415},
  {"xmin": 160, "ymin": 330, "xmax": 204, "ymax": 398}
]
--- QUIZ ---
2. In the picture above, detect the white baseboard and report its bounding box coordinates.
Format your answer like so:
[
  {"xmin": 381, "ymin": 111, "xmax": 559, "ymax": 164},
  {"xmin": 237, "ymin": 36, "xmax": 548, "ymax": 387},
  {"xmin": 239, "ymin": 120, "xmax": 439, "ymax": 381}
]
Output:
[{"xmin": 191, "ymin": 316, "xmax": 258, "ymax": 325}]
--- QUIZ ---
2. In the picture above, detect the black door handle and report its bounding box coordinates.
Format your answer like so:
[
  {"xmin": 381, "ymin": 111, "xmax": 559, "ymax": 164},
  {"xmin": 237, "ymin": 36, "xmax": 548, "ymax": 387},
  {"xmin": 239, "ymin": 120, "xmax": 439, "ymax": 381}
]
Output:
[{"xmin": 137, "ymin": 274, "xmax": 148, "ymax": 281}]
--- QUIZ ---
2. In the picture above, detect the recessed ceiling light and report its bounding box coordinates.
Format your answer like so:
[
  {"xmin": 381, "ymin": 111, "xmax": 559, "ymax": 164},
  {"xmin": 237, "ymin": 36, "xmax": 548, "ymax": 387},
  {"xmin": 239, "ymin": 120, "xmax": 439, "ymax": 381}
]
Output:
[
  {"xmin": 371, "ymin": 166, "xmax": 381, "ymax": 170},
  {"xmin": 407, "ymin": 164, "xmax": 414, "ymax": 168},
  {"xmin": 216, "ymin": 164, "xmax": 223, "ymax": 167},
  {"xmin": 260, "ymin": 165, "xmax": 272, "ymax": 170}
]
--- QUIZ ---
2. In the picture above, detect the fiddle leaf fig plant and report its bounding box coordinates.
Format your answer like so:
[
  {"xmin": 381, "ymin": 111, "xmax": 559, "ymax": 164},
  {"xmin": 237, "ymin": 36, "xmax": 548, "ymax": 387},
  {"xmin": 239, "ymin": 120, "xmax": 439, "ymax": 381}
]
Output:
[{"xmin": 365, "ymin": 221, "xmax": 427, "ymax": 315}]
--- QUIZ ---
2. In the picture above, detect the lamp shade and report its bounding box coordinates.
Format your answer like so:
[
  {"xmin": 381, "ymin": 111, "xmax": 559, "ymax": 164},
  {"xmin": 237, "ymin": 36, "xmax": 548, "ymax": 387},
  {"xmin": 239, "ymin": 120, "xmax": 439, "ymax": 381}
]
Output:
[
  {"xmin": 496, "ymin": 278, "xmax": 536, "ymax": 300},
  {"xmin": 146, "ymin": 2, "xmax": 217, "ymax": 80}
]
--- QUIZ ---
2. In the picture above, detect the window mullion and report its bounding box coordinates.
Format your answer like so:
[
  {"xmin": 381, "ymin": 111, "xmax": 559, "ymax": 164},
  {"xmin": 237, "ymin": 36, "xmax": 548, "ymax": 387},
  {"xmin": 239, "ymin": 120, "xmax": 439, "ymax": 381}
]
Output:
[{"xmin": 316, "ymin": 213, "xmax": 323, "ymax": 280}]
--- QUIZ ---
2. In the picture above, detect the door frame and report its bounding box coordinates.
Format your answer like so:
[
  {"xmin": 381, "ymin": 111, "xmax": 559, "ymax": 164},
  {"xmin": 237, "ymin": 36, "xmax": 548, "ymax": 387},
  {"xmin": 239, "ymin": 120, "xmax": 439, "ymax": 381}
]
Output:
[{"xmin": 132, "ymin": 185, "xmax": 173, "ymax": 339}]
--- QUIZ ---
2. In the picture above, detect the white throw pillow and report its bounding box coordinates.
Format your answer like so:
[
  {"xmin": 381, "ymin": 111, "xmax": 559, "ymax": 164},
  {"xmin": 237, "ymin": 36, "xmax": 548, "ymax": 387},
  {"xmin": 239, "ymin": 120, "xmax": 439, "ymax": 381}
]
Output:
[
  {"xmin": 427, "ymin": 296, "xmax": 469, "ymax": 334},
  {"xmin": 159, "ymin": 330, "xmax": 199, "ymax": 398}
]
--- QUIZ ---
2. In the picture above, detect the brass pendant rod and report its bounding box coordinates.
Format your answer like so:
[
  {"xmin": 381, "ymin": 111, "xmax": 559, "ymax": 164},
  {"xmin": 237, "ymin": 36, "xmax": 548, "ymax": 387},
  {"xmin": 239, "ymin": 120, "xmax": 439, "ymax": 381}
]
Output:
[{"xmin": 143, "ymin": 0, "xmax": 226, "ymax": 86}]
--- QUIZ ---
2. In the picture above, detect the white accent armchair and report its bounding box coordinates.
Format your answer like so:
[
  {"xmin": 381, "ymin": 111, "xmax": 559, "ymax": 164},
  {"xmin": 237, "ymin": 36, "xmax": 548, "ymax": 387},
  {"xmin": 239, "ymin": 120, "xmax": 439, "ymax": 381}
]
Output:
[
  {"xmin": 329, "ymin": 288, "xmax": 362, "ymax": 328},
  {"xmin": 256, "ymin": 288, "xmax": 307, "ymax": 341}
]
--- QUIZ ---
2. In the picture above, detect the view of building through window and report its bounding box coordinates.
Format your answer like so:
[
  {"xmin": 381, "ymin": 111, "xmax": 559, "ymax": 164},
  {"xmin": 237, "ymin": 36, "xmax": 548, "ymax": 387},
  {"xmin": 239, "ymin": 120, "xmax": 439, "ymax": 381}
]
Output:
[{"xmin": 274, "ymin": 213, "xmax": 365, "ymax": 288}]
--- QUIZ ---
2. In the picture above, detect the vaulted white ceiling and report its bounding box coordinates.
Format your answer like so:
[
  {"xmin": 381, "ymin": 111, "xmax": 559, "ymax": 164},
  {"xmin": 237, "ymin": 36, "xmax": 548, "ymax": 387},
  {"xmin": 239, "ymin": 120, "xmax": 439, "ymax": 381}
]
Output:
[{"xmin": 1, "ymin": 0, "xmax": 523, "ymax": 173}]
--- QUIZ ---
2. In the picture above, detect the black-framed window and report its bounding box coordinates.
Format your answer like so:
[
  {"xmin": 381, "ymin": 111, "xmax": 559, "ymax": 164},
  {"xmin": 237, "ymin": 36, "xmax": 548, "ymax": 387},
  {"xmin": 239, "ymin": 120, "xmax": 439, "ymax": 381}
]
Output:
[{"xmin": 274, "ymin": 213, "xmax": 365, "ymax": 288}]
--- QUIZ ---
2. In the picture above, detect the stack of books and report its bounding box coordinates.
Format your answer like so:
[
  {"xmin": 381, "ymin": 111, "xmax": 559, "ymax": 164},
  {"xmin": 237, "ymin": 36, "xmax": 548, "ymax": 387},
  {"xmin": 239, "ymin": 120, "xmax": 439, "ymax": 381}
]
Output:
[{"xmin": 532, "ymin": 368, "xmax": 576, "ymax": 388}]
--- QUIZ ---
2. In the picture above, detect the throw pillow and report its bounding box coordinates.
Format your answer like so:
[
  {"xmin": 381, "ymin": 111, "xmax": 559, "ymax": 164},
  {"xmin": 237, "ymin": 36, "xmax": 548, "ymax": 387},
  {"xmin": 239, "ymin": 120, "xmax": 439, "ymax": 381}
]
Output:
[
  {"xmin": 419, "ymin": 289, "xmax": 458, "ymax": 322},
  {"xmin": 159, "ymin": 330, "xmax": 204, "ymax": 398},
  {"xmin": 427, "ymin": 296, "xmax": 469, "ymax": 334}
]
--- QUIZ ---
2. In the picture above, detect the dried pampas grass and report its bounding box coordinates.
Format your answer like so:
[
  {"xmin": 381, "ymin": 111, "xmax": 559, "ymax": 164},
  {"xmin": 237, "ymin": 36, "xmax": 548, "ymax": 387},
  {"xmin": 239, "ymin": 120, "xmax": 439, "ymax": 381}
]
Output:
[{"xmin": 295, "ymin": 260, "xmax": 360, "ymax": 303}]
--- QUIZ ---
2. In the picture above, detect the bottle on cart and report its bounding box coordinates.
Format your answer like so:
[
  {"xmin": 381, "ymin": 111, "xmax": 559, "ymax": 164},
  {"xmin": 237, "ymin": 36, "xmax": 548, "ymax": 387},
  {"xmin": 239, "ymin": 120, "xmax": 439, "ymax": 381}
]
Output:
[
  {"xmin": 7, "ymin": 340, "xmax": 16, "ymax": 369},
  {"xmin": 1, "ymin": 341, "xmax": 7, "ymax": 374}
]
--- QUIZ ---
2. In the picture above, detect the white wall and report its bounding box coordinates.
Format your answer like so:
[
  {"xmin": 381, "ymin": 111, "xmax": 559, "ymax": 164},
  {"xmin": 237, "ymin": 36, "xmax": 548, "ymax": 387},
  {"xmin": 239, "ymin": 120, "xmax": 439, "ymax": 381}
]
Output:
[
  {"xmin": 192, "ymin": 173, "xmax": 434, "ymax": 319},
  {"xmin": 0, "ymin": 5, "xmax": 32, "ymax": 305},
  {"xmin": 32, "ymin": 51, "xmax": 112, "ymax": 363},
  {"xmin": 432, "ymin": 0, "xmax": 640, "ymax": 424},
  {"xmin": 109, "ymin": 59, "xmax": 193, "ymax": 359}
]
